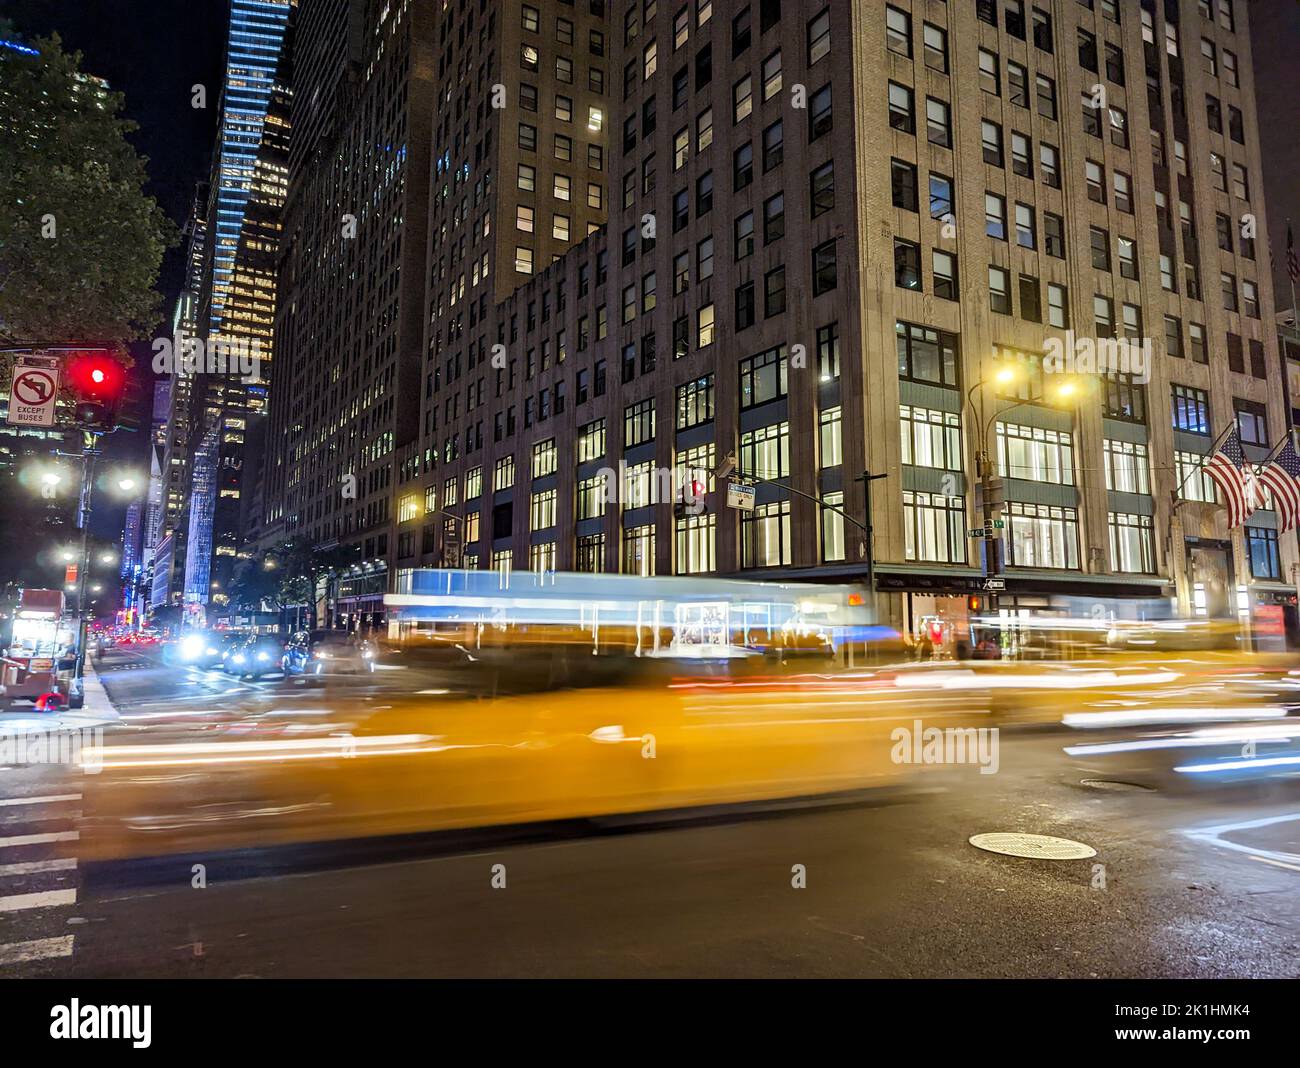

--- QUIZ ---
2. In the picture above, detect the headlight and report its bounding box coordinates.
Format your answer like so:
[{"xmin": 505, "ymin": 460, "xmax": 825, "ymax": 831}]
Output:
[
  {"xmin": 232, "ymin": 653, "xmax": 246, "ymax": 664},
  {"xmin": 205, "ymin": 646, "xmax": 218, "ymax": 656},
  {"xmin": 257, "ymin": 651, "xmax": 270, "ymax": 662},
  {"xmin": 362, "ymin": 649, "xmax": 374, "ymax": 658},
  {"xmin": 314, "ymin": 651, "xmax": 330, "ymax": 659},
  {"xmin": 180, "ymin": 635, "xmax": 204, "ymax": 660}
]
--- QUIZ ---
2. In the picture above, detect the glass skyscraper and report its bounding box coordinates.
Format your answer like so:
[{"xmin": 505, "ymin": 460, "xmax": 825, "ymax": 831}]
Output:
[{"xmin": 208, "ymin": 0, "xmax": 292, "ymax": 336}]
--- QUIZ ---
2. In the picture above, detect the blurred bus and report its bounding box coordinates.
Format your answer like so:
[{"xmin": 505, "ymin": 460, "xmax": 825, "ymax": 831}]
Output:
[{"xmin": 384, "ymin": 569, "xmax": 879, "ymax": 664}]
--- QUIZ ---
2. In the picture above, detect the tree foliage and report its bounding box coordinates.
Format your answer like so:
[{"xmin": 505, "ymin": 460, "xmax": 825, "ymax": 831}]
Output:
[
  {"xmin": 0, "ymin": 28, "xmax": 176, "ymax": 344},
  {"xmin": 228, "ymin": 539, "xmax": 362, "ymax": 626}
]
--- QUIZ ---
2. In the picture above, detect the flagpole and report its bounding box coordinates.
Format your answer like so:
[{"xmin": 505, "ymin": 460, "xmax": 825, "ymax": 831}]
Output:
[{"xmin": 1285, "ymin": 220, "xmax": 1300, "ymax": 587}]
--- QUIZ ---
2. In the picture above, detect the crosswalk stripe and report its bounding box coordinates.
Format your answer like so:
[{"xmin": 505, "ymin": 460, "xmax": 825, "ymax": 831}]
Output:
[
  {"xmin": 0, "ymin": 888, "xmax": 77, "ymax": 912},
  {"xmin": 0, "ymin": 858, "xmax": 77, "ymax": 877},
  {"xmin": 0, "ymin": 936, "xmax": 75, "ymax": 965},
  {"xmin": 0, "ymin": 793, "xmax": 82, "ymax": 808},
  {"xmin": 0, "ymin": 830, "xmax": 79, "ymax": 849}
]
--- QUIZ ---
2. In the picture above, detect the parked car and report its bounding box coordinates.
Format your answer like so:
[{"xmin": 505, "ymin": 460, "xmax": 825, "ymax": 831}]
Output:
[{"xmin": 282, "ymin": 629, "xmax": 377, "ymax": 676}]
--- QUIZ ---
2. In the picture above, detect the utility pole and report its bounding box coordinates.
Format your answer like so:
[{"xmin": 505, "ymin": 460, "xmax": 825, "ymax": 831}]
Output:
[
  {"xmin": 975, "ymin": 447, "xmax": 1001, "ymax": 614},
  {"xmin": 70, "ymin": 429, "xmax": 103, "ymax": 708}
]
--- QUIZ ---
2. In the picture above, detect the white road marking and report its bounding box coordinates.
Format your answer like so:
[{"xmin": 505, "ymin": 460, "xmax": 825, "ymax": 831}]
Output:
[
  {"xmin": 1250, "ymin": 855, "xmax": 1300, "ymax": 873},
  {"xmin": 0, "ymin": 858, "xmax": 77, "ymax": 876},
  {"xmin": 0, "ymin": 830, "xmax": 79, "ymax": 849},
  {"xmin": 0, "ymin": 888, "xmax": 77, "ymax": 912},
  {"xmin": 0, "ymin": 936, "xmax": 75, "ymax": 965},
  {"xmin": 0, "ymin": 793, "xmax": 82, "ymax": 808},
  {"xmin": 1184, "ymin": 812, "xmax": 1300, "ymax": 869}
]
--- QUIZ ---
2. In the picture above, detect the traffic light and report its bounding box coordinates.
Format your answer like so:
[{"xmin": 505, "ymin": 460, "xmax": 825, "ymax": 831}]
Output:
[
  {"xmin": 673, "ymin": 477, "xmax": 708, "ymax": 520},
  {"xmin": 64, "ymin": 351, "xmax": 127, "ymax": 430}
]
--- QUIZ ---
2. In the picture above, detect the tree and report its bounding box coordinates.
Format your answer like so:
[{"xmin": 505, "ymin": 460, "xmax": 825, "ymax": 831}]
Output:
[
  {"xmin": 229, "ymin": 540, "xmax": 361, "ymax": 628},
  {"xmin": 227, "ymin": 555, "xmax": 291, "ymax": 615},
  {"xmin": 0, "ymin": 27, "xmax": 176, "ymax": 344}
]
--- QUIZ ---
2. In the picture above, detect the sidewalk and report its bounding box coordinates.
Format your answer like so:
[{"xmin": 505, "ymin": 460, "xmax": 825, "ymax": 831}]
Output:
[{"xmin": 0, "ymin": 661, "xmax": 120, "ymax": 734}]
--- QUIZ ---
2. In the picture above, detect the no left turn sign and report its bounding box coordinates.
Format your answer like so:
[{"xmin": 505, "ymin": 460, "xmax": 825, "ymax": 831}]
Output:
[{"xmin": 6, "ymin": 359, "xmax": 61, "ymax": 427}]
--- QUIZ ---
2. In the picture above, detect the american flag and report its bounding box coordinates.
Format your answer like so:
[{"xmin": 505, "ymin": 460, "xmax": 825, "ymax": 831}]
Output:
[
  {"xmin": 1259, "ymin": 438, "xmax": 1300, "ymax": 532},
  {"xmin": 1205, "ymin": 429, "xmax": 1259, "ymax": 529},
  {"xmin": 1289, "ymin": 223, "xmax": 1300, "ymax": 286}
]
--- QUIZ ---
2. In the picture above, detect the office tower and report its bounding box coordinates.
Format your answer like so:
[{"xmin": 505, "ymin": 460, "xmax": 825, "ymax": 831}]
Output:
[
  {"xmin": 263, "ymin": 0, "xmax": 437, "ymax": 627},
  {"xmin": 183, "ymin": 2, "xmax": 294, "ymax": 612},
  {"xmin": 206, "ymin": 0, "xmax": 295, "ymax": 337},
  {"xmin": 397, "ymin": 0, "xmax": 1289, "ymax": 632}
]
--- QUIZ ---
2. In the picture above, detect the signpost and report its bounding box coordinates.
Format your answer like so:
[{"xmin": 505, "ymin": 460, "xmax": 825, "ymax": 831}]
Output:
[
  {"xmin": 726, "ymin": 481, "xmax": 756, "ymax": 512},
  {"xmin": 6, "ymin": 356, "xmax": 61, "ymax": 427}
]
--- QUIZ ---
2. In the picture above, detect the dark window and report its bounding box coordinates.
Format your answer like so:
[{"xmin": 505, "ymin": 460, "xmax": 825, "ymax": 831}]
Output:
[
  {"xmin": 735, "ymin": 282, "xmax": 756, "ymax": 330},
  {"xmin": 891, "ymin": 158, "xmax": 918, "ymax": 212},
  {"xmin": 894, "ymin": 239, "xmax": 922, "ymax": 290},
  {"xmin": 897, "ymin": 320, "xmax": 959, "ymax": 388},
  {"xmin": 809, "ymin": 84, "xmax": 833, "ymax": 140},
  {"xmin": 1019, "ymin": 275, "xmax": 1041, "ymax": 322},
  {"xmin": 733, "ymin": 143, "xmax": 753, "ymax": 190},
  {"xmin": 810, "ymin": 161, "xmax": 835, "ymax": 217},
  {"xmin": 812, "ymin": 240, "xmax": 838, "ymax": 295}
]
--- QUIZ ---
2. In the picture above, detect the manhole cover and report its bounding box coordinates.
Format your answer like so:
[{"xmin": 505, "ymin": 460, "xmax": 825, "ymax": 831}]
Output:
[
  {"xmin": 969, "ymin": 832, "xmax": 1097, "ymax": 860},
  {"xmin": 1080, "ymin": 778, "xmax": 1154, "ymax": 792}
]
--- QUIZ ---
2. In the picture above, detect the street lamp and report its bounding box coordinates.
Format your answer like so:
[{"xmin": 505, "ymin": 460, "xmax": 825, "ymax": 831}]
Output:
[
  {"xmin": 116, "ymin": 476, "xmax": 138, "ymax": 493},
  {"xmin": 965, "ymin": 362, "xmax": 1081, "ymax": 603}
]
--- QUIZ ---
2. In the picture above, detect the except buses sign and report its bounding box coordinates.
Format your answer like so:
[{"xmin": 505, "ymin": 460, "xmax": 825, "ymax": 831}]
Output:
[{"xmin": 6, "ymin": 356, "xmax": 61, "ymax": 428}]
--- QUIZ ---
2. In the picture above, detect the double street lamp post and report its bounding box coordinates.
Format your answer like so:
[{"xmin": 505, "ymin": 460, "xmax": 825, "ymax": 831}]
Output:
[{"xmin": 965, "ymin": 364, "xmax": 1080, "ymax": 615}]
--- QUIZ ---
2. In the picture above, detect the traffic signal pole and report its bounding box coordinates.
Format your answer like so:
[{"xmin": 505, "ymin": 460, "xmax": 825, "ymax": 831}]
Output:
[
  {"xmin": 70, "ymin": 429, "xmax": 103, "ymax": 708},
  {"xmin": 976, "ymin": 448, "xmax": 999, "ymax": 615}
]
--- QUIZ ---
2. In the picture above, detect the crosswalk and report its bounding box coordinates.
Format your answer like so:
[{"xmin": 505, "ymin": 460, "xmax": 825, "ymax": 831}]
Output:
[{"xmin": 0, "ymin": 787, "xmax": 83, "ymax": 971}]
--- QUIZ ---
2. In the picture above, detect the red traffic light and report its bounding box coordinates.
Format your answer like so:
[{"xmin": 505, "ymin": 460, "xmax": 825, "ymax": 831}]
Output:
[
  {"xmin": 65, "ymin": 352, "xmax": 125, "ymax": 399},
  {"xmin": 65, "ymin": 351, "xmax": 127, "ymax": 429}
]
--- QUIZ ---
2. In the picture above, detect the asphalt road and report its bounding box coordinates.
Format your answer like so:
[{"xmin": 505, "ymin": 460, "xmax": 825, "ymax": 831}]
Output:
[{"xmin": 1, "ymin": 649, "xmax": 1297, "ymax": 978}]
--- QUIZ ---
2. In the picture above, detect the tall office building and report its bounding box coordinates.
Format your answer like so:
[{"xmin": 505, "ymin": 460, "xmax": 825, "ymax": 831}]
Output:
[
  {"xmin": 263, "ymin": 0, "xmax": 436, "ymax": 625},
  {"xmin": 147, "ymin": 183, "xmax": 209, "ymax": 607},
  {"xmin": 184, "ymin": 3, "xmax": 295, "ymax": 612},
  {"xmin": 207, "ymin": 0, "xmax": 295, "ymax": 337},
  {"xmin": 396, "ymin": 0, "xmax": 1291, "ymax": 635}
]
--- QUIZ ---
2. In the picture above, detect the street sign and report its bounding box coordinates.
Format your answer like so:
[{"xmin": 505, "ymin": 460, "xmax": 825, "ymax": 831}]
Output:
[
  {"xmin": 982, "ymin": 577, "xmax": 1006, "ymax": 591},
  {"xmin": 6, "ymin": 357, "xmax": 61, "ymax": 428},
  {"xmin": 726, "ymin": 481, "xmax": 756, "ymax": 512},
  {"xmin": 993, "ymin": 519, "xmax": 1004, "ymax": 529},
  {"xmin": 968, "ymin": 526, "xmax": 995, "ymax": 539}
]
